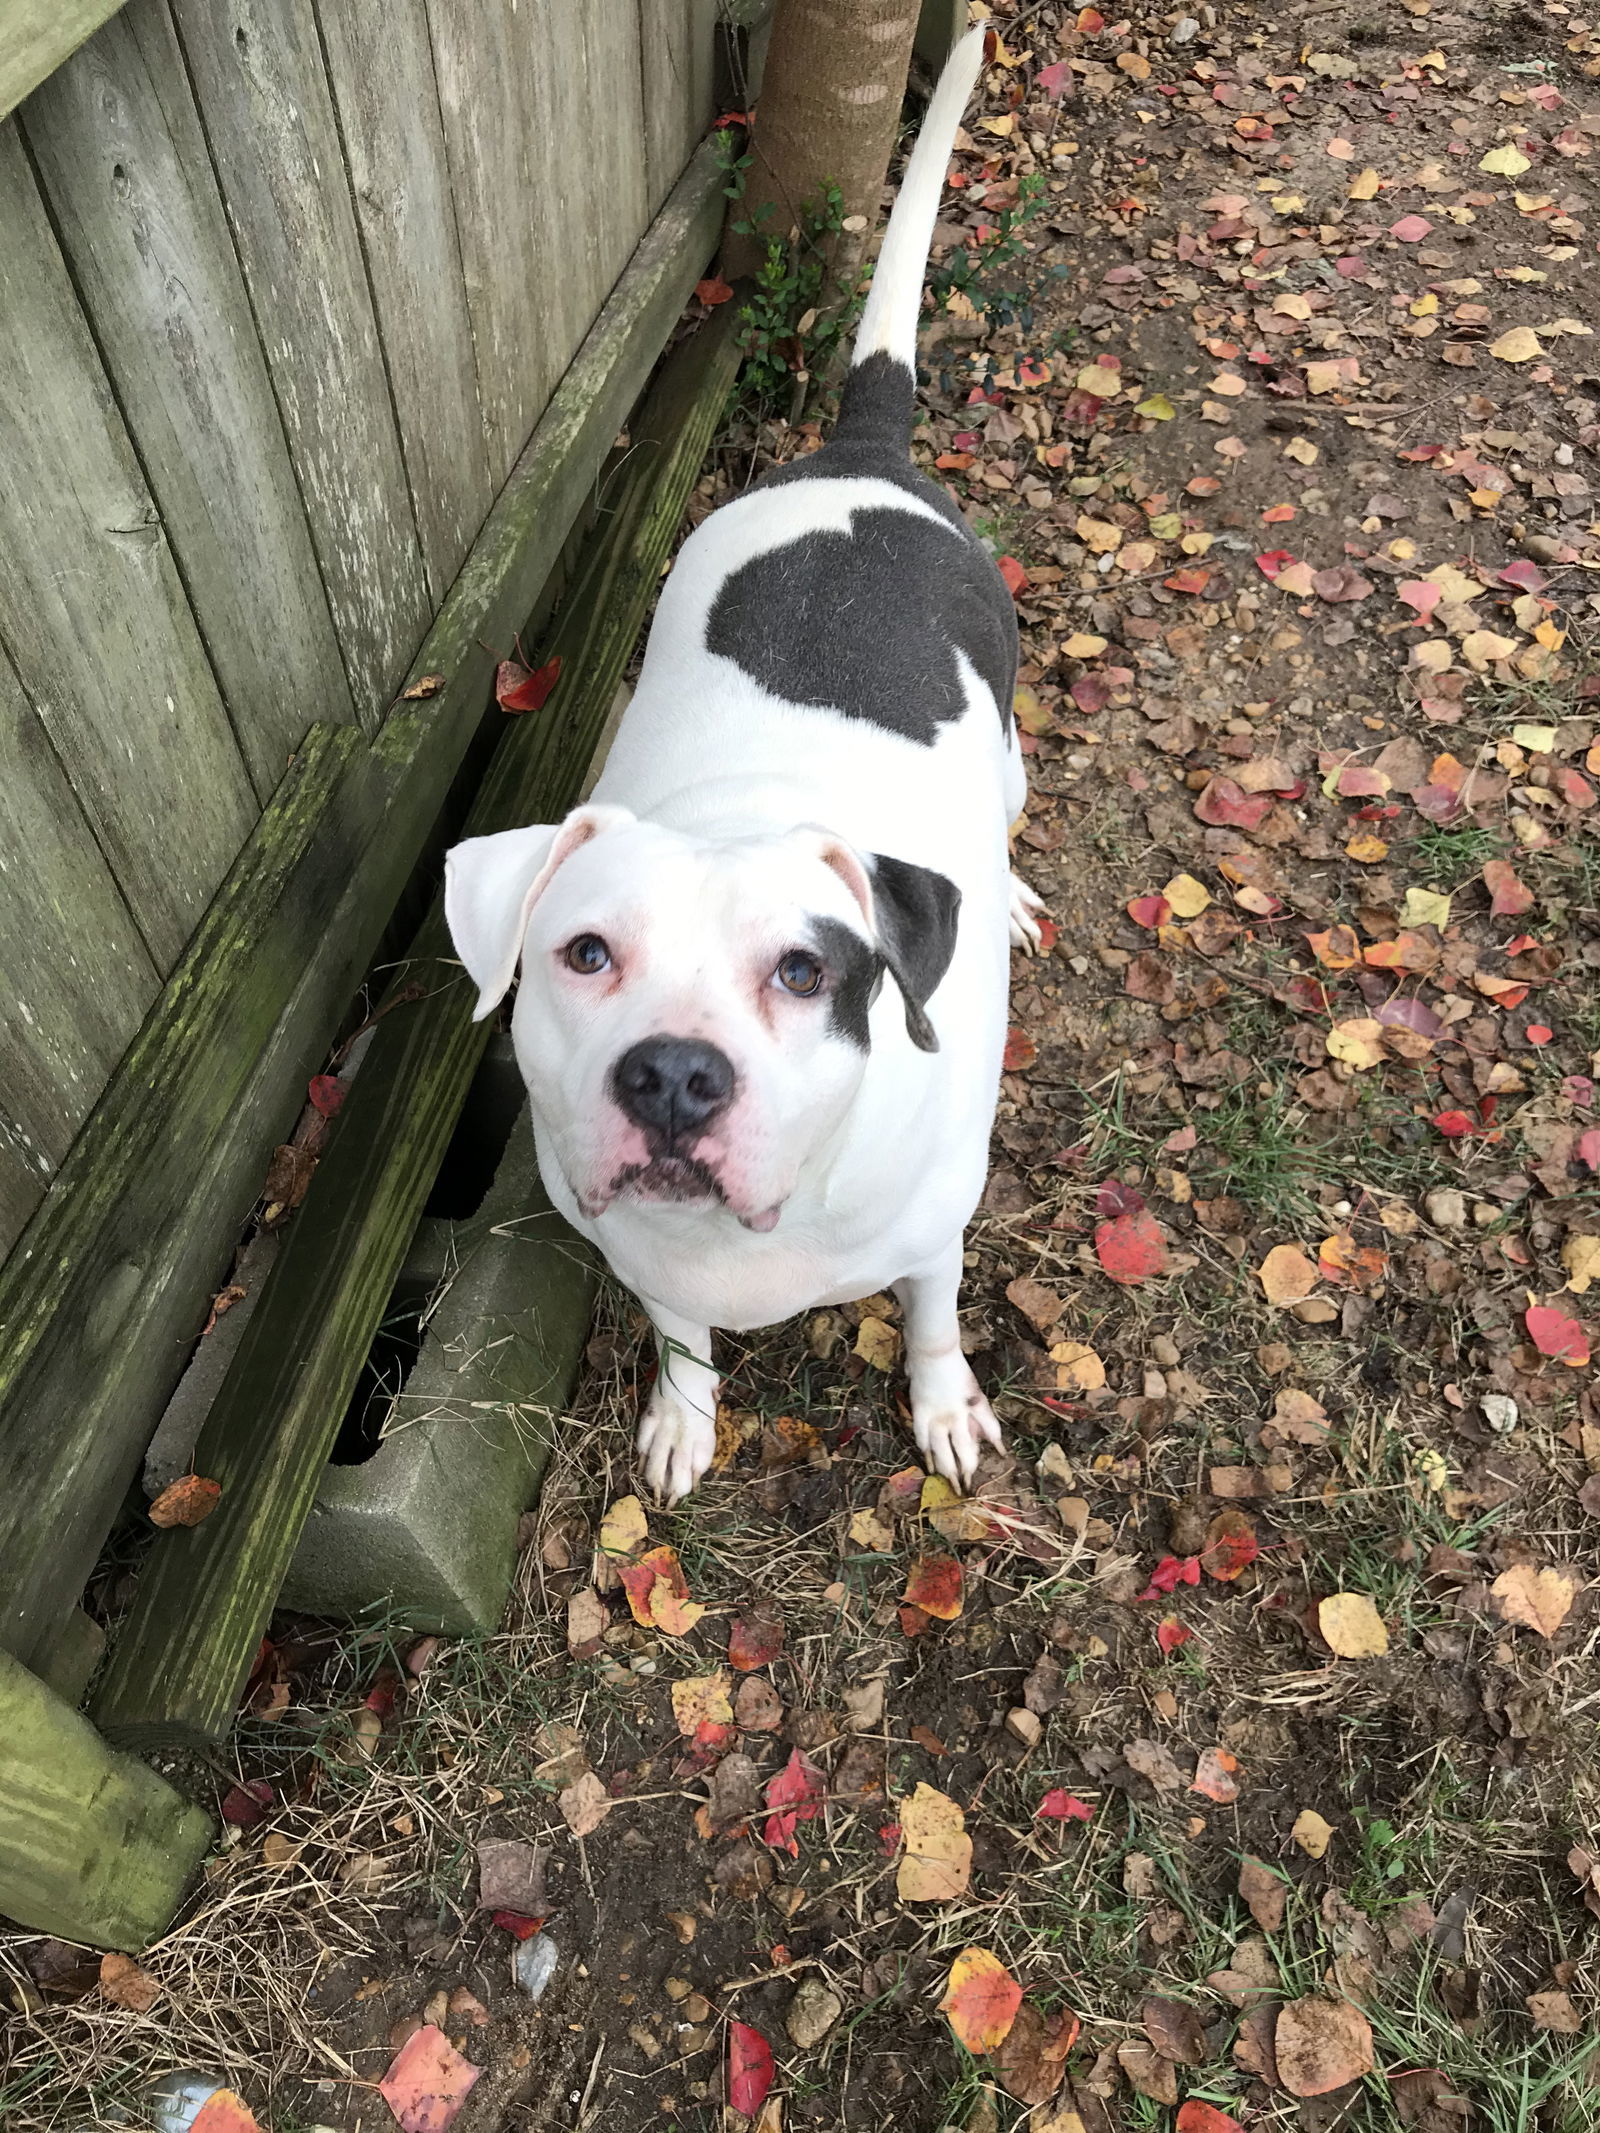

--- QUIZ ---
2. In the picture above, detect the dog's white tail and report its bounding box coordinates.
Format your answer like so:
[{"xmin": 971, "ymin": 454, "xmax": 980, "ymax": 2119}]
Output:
[{"xmin": 850, "ymin": 25, "xmax": 986, "ymax": 375}]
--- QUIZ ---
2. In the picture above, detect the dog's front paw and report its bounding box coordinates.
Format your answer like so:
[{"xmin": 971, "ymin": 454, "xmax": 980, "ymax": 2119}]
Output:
[
  {"xmin": 908, "ymin": 1352, "xmax": 1004, "ymax": 1489},
  {"xmin": 1009, "ymin": 871, "xmax": 1048, "ymax": 955},
  {"xmin": 636, "ymin": 1391, "xmax": 717, "ymax": 1506}
]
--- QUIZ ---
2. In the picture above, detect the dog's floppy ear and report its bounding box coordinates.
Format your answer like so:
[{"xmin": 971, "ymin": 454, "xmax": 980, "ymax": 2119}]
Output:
[
  {"xmin": 814, "ymin": 837, "xmax": 961, "ymax": 1053},
  {"xmin": 445, "ymin": 803, "xmax": 635, "ymax": 1019}
]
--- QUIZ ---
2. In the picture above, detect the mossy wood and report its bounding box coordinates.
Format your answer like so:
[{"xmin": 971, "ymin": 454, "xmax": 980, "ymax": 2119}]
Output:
[
  {"xmin": 93, "ymin": 300, "xmax": 744, "ymax": 1750},
  {"xmin": 0, "ymin": 1646, "xmax": 212, "ymax": 1950},
  {"xmin": 0, "ymin": 144, "xmax": 723, "ymax": 1675},
  {"xmin": 0, "ymin": 0, "xmax": 129, "ymax": 121}
]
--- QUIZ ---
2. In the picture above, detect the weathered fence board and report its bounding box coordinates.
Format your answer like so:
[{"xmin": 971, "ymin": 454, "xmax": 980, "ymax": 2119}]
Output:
[
  {"xmin": 23, "ymin": 0, "xmax": 354, "ymax": 795},
  {"xmin": 0, "ymin": 0, "xmax": 127, "ymax": 121},
  {"xmin": 315, "ymin": 0, "xmax": 494, "ymax": 601},
  {"xmin": 95, "ymin": 301, "xmax": 744, "ymax": 1749},
  {"xmin": 0, "ymin": 144, "xmax": 724, "ymax": 1673},
  {"xmin": 426, "ymin": 0, "xmax": 649, "ymax": 488},
  {"xmin": 0, "ymin": 646, "xmax": 158, "ymax": 1256},
  {"xmin": 640, "ymin": 0, "xmax": 718, "ymax": 211},
  {"xmin": 168, "ymin": 0, "xmax": 431, "ymax": 716},
  {"xmin": 0, "ymin": 121, "xmax": 257, "ymax": 971}
]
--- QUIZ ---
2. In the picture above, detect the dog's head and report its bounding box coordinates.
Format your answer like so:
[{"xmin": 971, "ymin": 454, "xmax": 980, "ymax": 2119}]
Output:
[{"xmin": 444, "ymin": 806, "xmax": 959, "ymax": 1231}]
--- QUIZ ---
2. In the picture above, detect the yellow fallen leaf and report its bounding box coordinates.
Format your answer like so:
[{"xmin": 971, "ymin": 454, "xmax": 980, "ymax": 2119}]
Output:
[
  {"xmin": 1491, "ymin": 1563, "xmax": 1577, "ymax": 1638},
  {"xmin": 1136, "ymin": 393, "xmax": 1176, "ymax": 420},
  {"xmin": 1410, "ymin": 292, "xmax": 1439, "ymax": 317},
  {"xmin": 1163, "ymin": 873, "xmax": 1212, "ymax": 918},
  {"xmin": 1273, "ymin": 292, "xmax": 1313, "ymax": 321},
  {"xmin": 1480, "ymin": 143, "xmax": 1532, "ymax": 177},
  {"xmin": 897, "ymin": 1782, "xmax": 972, "ymax": 1902},
  {"xmin": 1514, "ymin": 723, "xmax": 1559, "ymax": 753},
  {"xmin": 1076, "ymin": 514, "xmax": 1124, "ymax": 552},
  {"xmin": 1258, "ymin": 1244, "xmax": 1318, "ymax": 1306},
  {"xmin": 671, "ymin": 1670, "xmax": 733, "ymax": 1736},
  {"xmin": 1345, "ymin": 832, "xmax": 1389, "ymax": 864},
  {"xmin": 979, "ymin": 113, "xmax": 1016, "ymax": 136},
  {"xmin": 1327, "ymin": 1018, "xmax": 1386, "ymax": 1069},
  {"xmin": 1013, "ymin": 684, "xmax": 1055, "ymax": 735},
  {"xmin": 1285, "ymin": 436, "xmax": 1319, "ymax": 465},
  {"xmin": 1412, "ymin": 639, "xmax": 1453, "ymax": 674},
  {"xmin": 1075, "ymin": 362, "xmax": 1122, "ymax": 398},
  {"xmin": 599, "ymin": 1494, "xmax": 648, "ymax": 1558},
  {"xmin": 1291, "ymin": 1808, "xmax": 1335, "ymax": 1859},
  {"xmin": 855, "ymin": 1315, "xmax": 899, "ymax": 1370},
  {"xmin": 1117, "ymin": 50, "xmax": 1151, "ymax": 78},
  {"xmin": 939, "ymin": 1946, "xmax": 1023, "ymax": 2053},
  {"xmin": 1050, "ymin": 1339, "xmax": 1106, "ymax": 1392},
  {"xmin": 1461, "ymin": 629, "xmax": 1519, "ymax": 673},
  {"xmin": 1319, "ymin": 1591, "xmax": 1390, "ymax": 1658},
  {"xmin": 1539, "ymin": 316, "xmax": 1593, "ymax": 338},
  {"xmin": 1061, "ymin": 632, "xmax": 1107, "ymax": 659},
  {"xmin": 1490, "ymin": 326, "xmax": 1543, "ymax": 363},
  {"xmin": 847, "ymin": 1506, "xmax": 895, "ymax": 1553},
  {"xmin": 1564, "ymin": 1236, "xmax": 1600, "ymax": 1295},
  {"xmin": 1348, "ymin": 167, "xmax": 1382, "ymax": 200},
  {"xmin": 1400, "ymin": 886, "xmax": 1451, "ymax": 930}
]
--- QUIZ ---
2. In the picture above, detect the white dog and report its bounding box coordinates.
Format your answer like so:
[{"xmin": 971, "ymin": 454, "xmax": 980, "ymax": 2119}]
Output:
[{"xmin": 446, "ymin": 28, "xmax": 1040, "ymax": 1503}]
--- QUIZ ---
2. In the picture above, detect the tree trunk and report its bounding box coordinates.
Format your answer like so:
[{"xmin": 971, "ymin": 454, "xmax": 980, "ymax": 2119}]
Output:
[{"xmin": 724, "ymin": 0, "xmax": 921, "ymax": 320}]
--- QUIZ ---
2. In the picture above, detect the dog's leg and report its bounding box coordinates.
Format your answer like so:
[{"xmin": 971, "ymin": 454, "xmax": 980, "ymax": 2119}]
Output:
[
  {"xmin": 894, "ymin": 1242, "xmax": 1003, "ymax": 1489},
  {"xmin": 1008, "ymin": 872, "xmax": 1047, "ymax": 954},
  {"xmin": 635, "ymin": 1301, "xmax": 719, "ymax": 1505}
]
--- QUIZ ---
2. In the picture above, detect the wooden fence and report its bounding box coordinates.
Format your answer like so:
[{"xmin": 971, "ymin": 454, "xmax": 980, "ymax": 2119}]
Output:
[{"xmin": 0, "ymin": 0, "xmax": 718, "ymax": 1259}]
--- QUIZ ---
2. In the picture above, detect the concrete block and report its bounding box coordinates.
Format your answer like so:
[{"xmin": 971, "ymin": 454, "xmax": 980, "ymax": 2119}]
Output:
[{"xmin": 281, "ymin": 1096, "xmax": 597, "ymax": 1633}]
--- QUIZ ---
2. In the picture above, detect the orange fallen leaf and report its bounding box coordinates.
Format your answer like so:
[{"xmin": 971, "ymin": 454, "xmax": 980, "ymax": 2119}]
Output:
[
  {"xmin": 1191, "ymin": 1746, "xmax": 1240, "ymax": 1803},
  {"xmin": 1258, "ymin": 1244, "xmax": 1318, "ymax": 1304},
  {"xmin": 903, "ymin": 1554, "xmax": 963, "ymax": 1622},
  {"xmin": 939, "ymin": 1945, "xmax": 1024, "ymax": 2053},
  {"xmin": 148, "ymin": 1474, "xmax": 222, "ymax": 1528},
  {"xmin": 191, "ymin": 2096, "xmax": 266, "ymax": 2133},
  {"xmin": 378, "ymin": 2025, "xmax": 482, "ymax": 2133},
  {"xmin": 615, "ymin": 1544, "xmax": 704, "ymax": 1635}
]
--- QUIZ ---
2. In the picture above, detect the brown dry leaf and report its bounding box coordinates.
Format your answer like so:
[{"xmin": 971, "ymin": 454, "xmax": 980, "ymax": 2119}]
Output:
[
  {"xmin": 476, "ymin": 1837, "xmax": 548, "ymax": 1917},
  {"xmin": 848, "ymin": 1507, "xmax": 896, "ymax": 1553},
  {"xmin": 1292, "ymin": 1808, "xmax": 1335, "ymax": 1859},
  {"xmin": 1491, "ymin": 1564, "xmax": 1577, "ymax": 1639},
  {"xmin": 1273, "ymin": 1387, "xmax": 1329, "ymax": 1442},
  {"xmin": 734, "ymin": 1674, "xmax": 784, "ymax": 1732},
  {"xmin": 1259, "ymin": 1245, "xmax": 1318, "ymax": 1304},
  {"xmin": 1142, "ymin": 1995, "xmax": 1208, "ymax": 2065},
  {"xmin": 1007, "ymin": 1274, "xmax": 1067, "ymax": 1332},
  {"xmin": 147, "ymin": 1474, "xmax": 222, "ymax": 1528},
  {"xmin": 896, "ymin": 1782, "xmax": 971, "ymax": 1902},
  {"xmin": 99, "ymin": 1953, "xmax": 162, "ymax": 2013},
  {"xmin": 566, "ymin": 1587, "xmax": 606, "ymax": 1657},
  {"xmin": 671, "ymin": 1671, "xmax": 733, "ymax": 1736},
  {"xmin": 1117, "ymin": 2039, "xmax": 1179, "ymax": 2104},
  {"xmin": 1274, "ymin": 1996, "xmax": 1374, "ymax": 2095},
  {"xmin": 1240, "ymin": 1857, "xmax": 1287, "ymax": 1931},
  {"xmin": 1527, "ymin": 1990, "xmax": 1583, "ymax": 2033},
  {"xmin": 1319, "ymin": 1592, "xmax": 1390, "ymax": 1658},
  {"xmin": 1125, "ymin": 1738, "xmax": 1186, "ymax": 1792},
  {"xmin": 558, "ymin": 1770, "xmax": 614, "ymax": 1837},
  {"xmin": 993, "ymin": 1999, "xmax": 1079, "ymax": 2106}
]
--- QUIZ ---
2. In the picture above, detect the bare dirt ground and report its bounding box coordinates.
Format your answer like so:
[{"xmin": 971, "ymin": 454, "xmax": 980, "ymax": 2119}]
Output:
[{"xmin": 6, "ymin": 2, "xmax": 1600, "ymax": 2128}]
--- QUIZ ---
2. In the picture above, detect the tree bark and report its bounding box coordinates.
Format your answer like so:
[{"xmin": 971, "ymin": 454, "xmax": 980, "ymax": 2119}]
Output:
[{"xmin": 724, "ymin": 0, "xmax": 921, "ymax": 307}]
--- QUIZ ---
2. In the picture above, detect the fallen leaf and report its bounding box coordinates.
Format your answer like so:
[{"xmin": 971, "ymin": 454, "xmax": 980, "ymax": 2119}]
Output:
[
  {"xmin": 1143, "ymin": 1995, "xmax": 1208, "ymax": 2065},
  {"xmin": 903, "ymin": 1554, "xmax": 963, "ymax": 1622},
  {"xmin": 1157, "ymin": 1615, "xmax": 1193, "ymax": 1655},
  {"xmin": 190, "ymin": 2097, "xmax": 265, "ymax": 2133},
  {"xmin": 1202, "ymin": 1508, "xmax": 1259, "ymax": 1581},
  {"xmin": 727, "ymin": 1604, "xmax": 785, "ymax": 1671},
  {"xmin": 615, "ymin": 1544, "xmax": 705, "ymax": 1635},
  {"xmin": 99, "ymin": 1953, "xmax": 161, "ymax": 2012},
  {"xmin": 1481, "ymin": 143, "xmax": 1533, "ymax": 177},
  {"xmin": 993, "ymin": 2000, "xmax": 1079, "ymax": 2106},
  {"xmin": 148, "ymin": 1474, "xmax": 222, "ymax": 1529},
  {"xmin": 1125, "ymin": 1737, "xmax": 1186, "ymax": 1792},
  {"xmin": 1274, "ymin": 1996, "xmax": 1375, "ymax": 2096},
  {"xmin": 1292, "ymin": 1808, "xmax": 1335, "ymax": 1859},
  {"xmin": 671, "ymin": 1671, "xmax": 733, "ymax": 1736},
  {"xmin": 1007, "ymin": 1274, "xmax": 1066, "ymax": 1332},
  {"xmin": 1164, "ymin": 872, "xmax": 1212, "ymax": 917},
  {"xmin": 897, "ymin": 1782, "xmax": 971, "ymax": 1901},
  {"xmin": 1004, "ymin": 1027, "xmax": 1037, "ymax": 1071},
  {"xmin": 854, "ymin": 1314, "xmax": 900, "ymax": 1370},
  {"xmin": 940, "ymin": 1946, "xmax": 1024, "ymax": 2053},
  {"xmin": 1259, "ymin": 1244, "xmax": 1318, "ymax": 1304},
  {"xmin": 477, "ymin": 1838, "xmax": 548, "ymax": 1917},
  {"xmin": 1563, "ymin": 1235, "xmax": 1600, "ymax": 1295},
  {"xmin": 558, "ymin": 1771, "xmax": 613, "ymax": 1837},
  {"xmin": 1192, "ymin": 1746, "xmax": 1241, "ymax": 1803},
  {"xmin": 1347, "ymin": 168, "xmax": 1382, "ymax": 200},
  {"xmin": 998, "ymin": 555, "xmax": 1029, "ymax": 597},
  {"xmin": 1490, "ymin": 326, "xmax": 1543, "ymax": 362},
  {"xmin": 1490, "ymin": 1563, "xmax": 1577, "ymax": 1638},
  {"xmin": 1038, "ymin": 1789, "xmax": 1095, "ymax": 1822},
  {"xmin": 1118, "ymin": 2039, "xmax": 1179, "ymax": 2104},
  {"xmin": 1095, "ymin": 1208, "xmax": 1167, "ymax": 1285},
  {"xmin": 1177, "ymin": 2105, "xmax": 1243, "ymax": 2133},
  {"xmin": 1526, "ymin": 1305, "xmax": 1590, "ymax": 1366},
  {"xmin": 1240, "ymin": 1856, "xmax": 1286, "ymax": 1931},
  {"xmin": 378, "ymin": 2026, "xmax": 481, "ymax": 2133},
  {"xmin": 1527, "ymin": 1990, "xmax": 1583, "ymax": 2033},
  {"xmin": 848, "ymin": 1506, "xmax": 895, "ymax": 1552},
  {"xmin": 495, "ymin": 654, "xmax": 561, "ymax": 714},
  {"xmin": 567, "ymin": 1587, "xmax": 606, "ymax": 1658},
  {"xmin": 1051, "ymin": 1339, "xmax": 1105, "ymax": 1392},
  {"xmin": 729, "ymin": 2021, "xmax": 775, "ymax": 2116},
  {"xmin": 1319, "ymin": 1592, "xmax": 1390, "ymax": 1658},
  {"xmin": 1483, "ymin": 858, "xmax": 1535, "ymax": 915},
  {"xmin": 1390, "ymin": 214, "xmax": 1432, "ymax": 241},
  {"xmin": 599, "ymin": 1495, "xmax": 648, "ymax": 1558}
]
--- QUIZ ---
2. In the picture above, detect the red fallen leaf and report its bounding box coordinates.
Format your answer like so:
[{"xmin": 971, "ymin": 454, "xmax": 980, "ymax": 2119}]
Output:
[
  {"xmin": 1433, "ymin": 1110, "xmax": 1475, "ymax": 1138},
  {"xmin": 1337, "ymin": 766, "xmax": 1389, "ymax": 798},
  {"xmin": 1127, "ymin": 893, "xmax": 1173, "ymax": 929},
  {"xmin": 878, "ymin": 1819, "xmax": 901, "ymax": 1855},
  {"xmin": 1483, "ymin": 858, "xmax": 1536, "ymax": 916},
  {"xmin": 1390, "ymin": 213, "xmax": 1432, "ymax": 240},
  {"xmin": 997, "ymin": 555, "xmax": 1030, "ymax": 598},
  {"xmin": 1004, "ymin": 1027, "xmax": 1037, "ymax": 1071},
  {"xmin": 1527, "ymin": 1024, "xmax": 1554, "ymax": 1046},
  {"xmin": 615, "ymin": 1544, "xmax": 703, "ymax": 1634},
  {"xmin": 307, "ymin": 1073, "xmax": 345, "ymax": 1117},
  {"xmin": 904, "ymin": 1554, "xmax": 963, "ymax": 1621},
  {"xmin": 1138, "ymin": 1554, "xmax": 1201, "ymax": 1601},
  {"xmin": 728, "ymin": 2021, "xmax": 775, "ymax": 2117},
  {"xmin": 695, "ymin": 275, "xmax": 734, "ymax": 306},
  {"xmin": 495, "ymin": 654, "xmax": 562, "ymax": 713},
  {"xmin": 491, "ymin": 1910, "xmax": 544, "ymax": 1940},
  {"xmin": 1504, "ymin": 935, "xmax": 1540, "ymax": 957},
  {"xmin": 1580, "ymin": 1128, "xmax": 1600, "ymax": 1172},
  {"xmin": 1499, "ymin": 558, "xmax": 1548, "ymax": 593},
  {"xmin": 1413, "ymin": 782, "xmax": 1462, "ymax": 823},
  {"xmin": 1165, "ymin": 567, "xmax": 1212, "ymax": 595},
  {"xmin": 1038, "ymin": 59, "xmax": 1072, "ymax": 95},
  {"xmin": 1526, "ymin": 1306, "xmax": 1590, "ymax": 1366},
  {"xmin": 1558, "ymin": 768, "xmax": 1596, "ymax": 809},
  {"xmin": 1035, "ymin": 915, "xmax": 1059, "ymax": 952},
  {"xmin": 1195, "ymin": 776, "xmax": 1273, "ymax": 831},
  {"xmin": 1095, "ymin": 1209, "xmax": 1167, "ymax": 1285},
  {"xmin": 378, "ymin": 2025, "xmax": 480, "ymax": 2133},
  {"xmin": 1156, "ymin": 1616, "xmax": 1193, "ymax": 1655},
  {"xmin": 1038, "ymin": 1788, "xmax": 1095, "ymax": 1821},
  {"xmin": 1282, "ymin": 974, "xmax": 1333, "ymax": 1016},
  {"xmin": 727, "ymin": 1607, "xmax": 785, "ymax": 1671},
  {"xmin": 220, "ymin": 1779, "xmax": 273, "ymax": 1827},
  {"xmin": 1097, "ymin": 1180, "xmax": 1147, "ymax": 1217},
  {"xmin": 762, "ymin": 1746, "xmax": 825, "ymax": 1855},
  {"xmin": 1261, "ymin": 503, "xmax": 1296, "ymax": 524},
  {"xmin": 1177, "ymin": 2103, "xmax": 1244, "ymax": 2133},
  {"xmin": 1077, "ymin": 5, "xmax": 1105, "ymax": 27},
  {"xmin": 1071, "ymin": 671, "xmax": 1114, "ymax": 715},
  {"xmin": 1255, "ymin": 548, "xmax": 1297, "ymax": 579}
]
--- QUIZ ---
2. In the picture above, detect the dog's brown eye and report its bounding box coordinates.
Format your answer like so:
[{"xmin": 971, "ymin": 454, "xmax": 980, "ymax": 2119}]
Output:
[
  {"xmin": 776, "ymin": 950, "xmax": 823, "ymax": 996},
  {"xmin": 564, "ymin": 934, "xmax": 611, "ymax": 975}
]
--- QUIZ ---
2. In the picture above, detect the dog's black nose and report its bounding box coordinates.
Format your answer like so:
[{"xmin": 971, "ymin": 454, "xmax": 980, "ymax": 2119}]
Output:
[{"xmin": 611, "ymin": 1037, "xmax": 735, "ymax": 1142}]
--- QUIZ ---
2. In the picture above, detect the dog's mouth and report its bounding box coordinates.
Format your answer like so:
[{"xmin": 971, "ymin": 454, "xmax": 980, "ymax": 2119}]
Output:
[{"xmin": 614, "ymin": 1154, "xmax": 726, "ymax": 1205}]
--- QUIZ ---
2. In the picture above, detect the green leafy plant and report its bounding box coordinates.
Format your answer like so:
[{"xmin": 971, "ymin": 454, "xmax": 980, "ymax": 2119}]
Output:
[{"xmin": 717, "ymin": 126, "xmax": 857, "ymax": 406}]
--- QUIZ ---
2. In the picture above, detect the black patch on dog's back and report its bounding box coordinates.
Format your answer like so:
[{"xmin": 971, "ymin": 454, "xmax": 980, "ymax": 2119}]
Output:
[{"xmin": 705, "ymin": 505, "xmax": 1015, "ymax": 745}]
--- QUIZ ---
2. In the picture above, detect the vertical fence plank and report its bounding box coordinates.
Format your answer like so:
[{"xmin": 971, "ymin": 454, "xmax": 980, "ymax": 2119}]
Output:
[
  {"xmin": 0, "ymin": 120, "xmax": 257, "ymax": 971},
  {"xmin": 168, "ymin": 0, "xmax": 431, "ymax": 715},
  {"xmin": 22, "ymin": 0, "xmax": 355, "ymax": 796},
  {"xmin": 0, "ymin": 643, "xmax": 158, "ymax": 1245},
  {"xmin": 314, "ymin": 0, "xmax": 494, "ymax": 601},
  {"xmin": 639, "ymin": 0, "xmax": 718, "ymax": 212}
]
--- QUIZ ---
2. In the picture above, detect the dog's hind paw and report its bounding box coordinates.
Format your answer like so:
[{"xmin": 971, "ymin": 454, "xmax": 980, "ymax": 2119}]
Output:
[{"xmin": 1009, "ymin": 871, "xmax": 1048, "ymax": 954}]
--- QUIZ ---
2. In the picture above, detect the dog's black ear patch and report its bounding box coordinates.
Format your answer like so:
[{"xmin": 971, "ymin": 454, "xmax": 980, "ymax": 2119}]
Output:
[{"xmin": 869, "ymin": 854, "xmax": 960, "ymax": 1052}]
